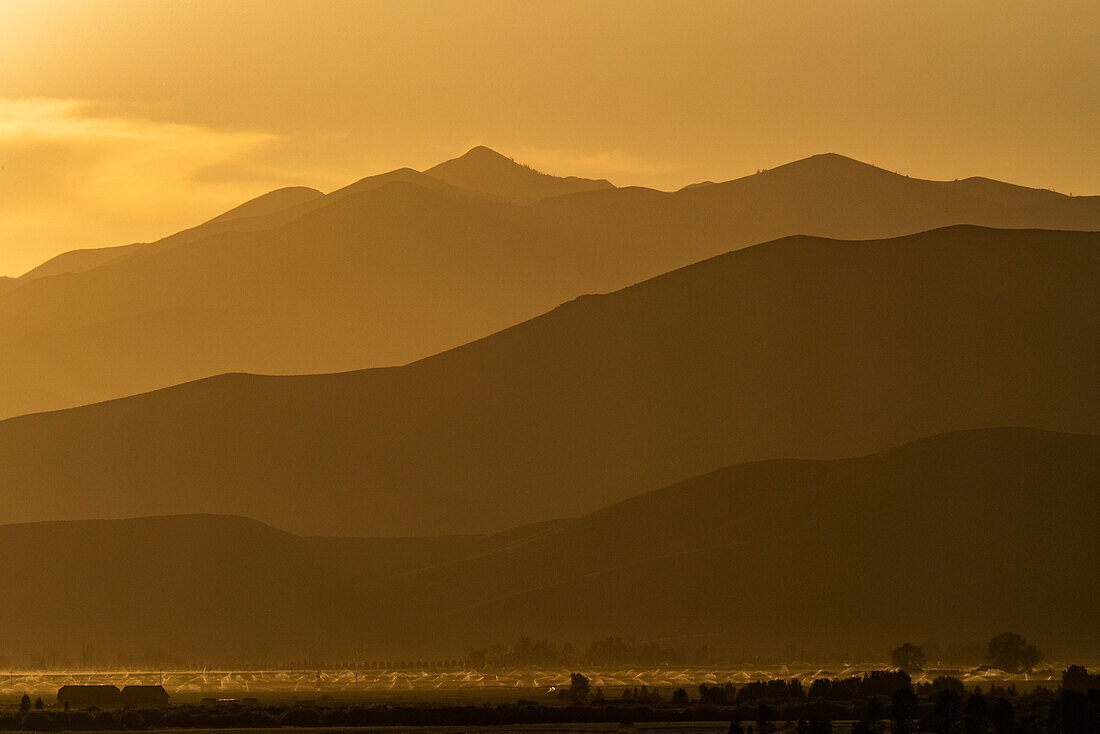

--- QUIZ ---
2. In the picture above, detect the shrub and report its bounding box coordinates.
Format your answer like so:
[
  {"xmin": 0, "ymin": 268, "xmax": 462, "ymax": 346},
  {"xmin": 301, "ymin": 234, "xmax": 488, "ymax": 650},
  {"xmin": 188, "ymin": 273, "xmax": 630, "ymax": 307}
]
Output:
[
  {"xmin": 20, "ymin": 711, "xmax": 55, "ymax": 732},
  {"xmin": 280, "ymin": 707, "xmax": 320, "ymax": 727},
  {"xmin": 121, "ymin": 710, "xmax": 145, "ymax": 730}
]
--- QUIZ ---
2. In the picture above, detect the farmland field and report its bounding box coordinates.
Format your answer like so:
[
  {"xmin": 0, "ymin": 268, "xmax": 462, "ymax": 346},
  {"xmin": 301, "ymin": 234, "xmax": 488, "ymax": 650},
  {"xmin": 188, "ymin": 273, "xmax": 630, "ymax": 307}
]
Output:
[{"xmin": 0, "ymin": 663, "xmax": 1074, "ymax": 704}]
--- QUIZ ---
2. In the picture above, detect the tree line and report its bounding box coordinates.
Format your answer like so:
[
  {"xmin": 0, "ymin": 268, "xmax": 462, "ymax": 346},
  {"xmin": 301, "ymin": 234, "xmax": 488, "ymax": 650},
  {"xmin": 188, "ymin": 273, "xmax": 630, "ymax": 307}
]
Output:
[
  {"xmin": 891, "ymin": 633, "xmax": 1044, "ymax": 675},
  {"xmin": 4, "ymin": 664, "xmax": 1097, "ymax": 733}
]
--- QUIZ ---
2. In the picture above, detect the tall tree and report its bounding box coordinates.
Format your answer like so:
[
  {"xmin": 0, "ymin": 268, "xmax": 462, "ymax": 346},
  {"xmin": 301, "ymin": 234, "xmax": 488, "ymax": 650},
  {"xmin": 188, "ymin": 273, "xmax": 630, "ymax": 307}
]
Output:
[
  {"xmin": 891, "ymin": 643, "xmax": 926, "ymax": 672},
  {"xmin": 568, "ymin": 672, "xmax": 590, "ymax": 704},
  {"xmin": 934, "ymin": 689, "xmax": 963, "ymax": 734},
  {"xmin": 891, "ymin": 688, "xmax": 918, "ymax": 734},
  {"xmin": 985, "ymin": 632, "xmax": 1041, "ymax": 673},
  {"xmin": 965, "ymin": 691, "xmax": 990, "ymax": 734},
  {"xmin": 991, "ymin": 698, "xmax": 1014, "ymax": 734}
]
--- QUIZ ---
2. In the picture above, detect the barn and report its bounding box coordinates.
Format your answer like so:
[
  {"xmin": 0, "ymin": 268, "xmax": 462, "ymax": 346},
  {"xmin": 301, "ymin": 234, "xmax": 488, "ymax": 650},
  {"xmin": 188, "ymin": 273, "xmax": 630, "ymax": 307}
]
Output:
[
  {"xmin": 120, "ymin": 685, "xmax": 170, "ymax": 707},
  {"xmin": 57, "ymin": 685, "xmax": 121, "ymax": 709}
]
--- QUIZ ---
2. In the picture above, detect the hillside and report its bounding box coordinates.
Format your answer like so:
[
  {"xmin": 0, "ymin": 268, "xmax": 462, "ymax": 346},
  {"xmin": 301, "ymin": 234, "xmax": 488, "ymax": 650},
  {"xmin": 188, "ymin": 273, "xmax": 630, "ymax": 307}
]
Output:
[
  {"xmin": 1, "ymin": 150, "xmax": 1098, "ymax": 420},
  {"xmin": 0, "ymin": 226, "xmax": 1095, "ymax": 535},
  {"xmin": 17, "ymin": 186, "xmax": 325, "ymax": 282},
  {"xmin": 401, "ymin": 427, "xmax": 1100, "ymax": 659},
  {"xmin": 1, "ymin": 429, "xmax": 1095, "ymax": 662}
]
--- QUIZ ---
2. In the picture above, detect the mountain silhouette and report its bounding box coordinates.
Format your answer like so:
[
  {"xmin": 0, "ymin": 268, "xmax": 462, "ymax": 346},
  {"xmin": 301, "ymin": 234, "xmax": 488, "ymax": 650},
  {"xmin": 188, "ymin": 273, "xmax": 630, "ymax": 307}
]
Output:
[
  {"xmin": 680, "ymin": 180, "xmax": 717, "ymax": 190},
  {"xmin": 1, "ymin": 428, "xmax": 1095, "ymax": 661},
  {"xmin": 19, "ymin": 186, "xmax": 325, "ymax": 282},
  {"xmin": 424, "ymin": 145, "xmax": 614, "ymax": 203},
  {"xmin": 203, "ymin": 185, "xmax": 324, "ymax": 224},
  {"xmin": 0, "ymin": 150, "xmax": 1097, "ymax": 420},
  {"xmin": 0, "ymin": 226, "xmax": 1095, "ymax": 535},
  {"xmin": 13, "ymin": 146, "xmax": 585, "ymax": 284}
]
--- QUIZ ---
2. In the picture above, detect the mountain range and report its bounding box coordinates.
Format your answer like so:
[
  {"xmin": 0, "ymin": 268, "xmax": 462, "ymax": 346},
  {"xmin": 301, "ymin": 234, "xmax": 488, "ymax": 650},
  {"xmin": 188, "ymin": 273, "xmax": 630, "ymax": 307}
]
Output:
[
  {"xmin": 1, "ymin": 148, "xmax": 1097, "ymax": 420},
  {"xmin": 2, "ymin": 428, "xmax": 1095, "ymax": 662},
  {"xmin": 1, "ymin": 144, "xmax": 1097, "ymax": 665},
  {"xmin": 1, "ymin": 225, "xmax": 1095, "ymax": 535}
]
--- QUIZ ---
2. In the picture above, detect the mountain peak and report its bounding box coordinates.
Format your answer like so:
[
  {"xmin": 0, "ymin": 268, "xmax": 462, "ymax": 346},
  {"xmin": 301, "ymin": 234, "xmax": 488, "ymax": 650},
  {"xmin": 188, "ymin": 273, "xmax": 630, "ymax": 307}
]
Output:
[
  {"xmin": 809, "ymin": 152, "xmax": 860, "ymax": 162},
  {"xmin": 428, "ymin": 146, "xmax": 536, "ymax": 178},
  {"xmin": 458, "ymin": 145, "xmax": 514, "ymax": 162},
  {"xmin": 784, "ymin": 152, "xmax": 885, "ymax": 173},
  {"xmin": 423, "ymin": 147, "xmax": 614, "ymax": 204},
  {"xmin": 716, "ymin": 153, "xmax": 903, "ymax": 188}
]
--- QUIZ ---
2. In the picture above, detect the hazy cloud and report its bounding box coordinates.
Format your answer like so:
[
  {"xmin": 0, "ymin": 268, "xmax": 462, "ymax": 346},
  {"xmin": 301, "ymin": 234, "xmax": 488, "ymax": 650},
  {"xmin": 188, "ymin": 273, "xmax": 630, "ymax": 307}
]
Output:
[{"xmin": 0, "ymin": 98, "xmax": 279, "ymax": 274}]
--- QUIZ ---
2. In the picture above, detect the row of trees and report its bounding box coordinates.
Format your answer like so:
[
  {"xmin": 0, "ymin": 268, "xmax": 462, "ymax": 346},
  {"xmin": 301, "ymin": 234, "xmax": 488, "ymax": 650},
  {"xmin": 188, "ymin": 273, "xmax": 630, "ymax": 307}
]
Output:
[
  {"xmin": 571, "ymin": 667, "xmax": 1099, "ymax": 709},
  {"xmin": 560, "ymin": 666, "xmax": 1099, "ymax": 732},
  {"xmin": 7, "ymin": 633, "xmax": 1049, "ymax": 673},
  {"xmin": 567, "ymin": 669, "xmax": 916, "ymax": 706},
  {"xmin": 478, "ymin": 632, "xmax": 1048, "ymax": 673},
  {"xmin": 469, "ymin": 635, "xmax": 695, "ymax": 668},
  {"xmin": 6, "ymin": 675, "xmax": 1096, "ymax": 733},
  {"xmin": 891, "ymin": 632, "xmax": 1043, "ymax": 673}
]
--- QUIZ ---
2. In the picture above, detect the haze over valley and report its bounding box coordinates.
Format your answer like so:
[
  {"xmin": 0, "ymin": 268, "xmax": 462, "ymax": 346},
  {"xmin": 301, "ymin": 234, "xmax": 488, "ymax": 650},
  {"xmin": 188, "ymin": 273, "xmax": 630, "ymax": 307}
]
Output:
[{"xmin": 2, "ymin": 428, "xmax": 1097, "ymax": 663}]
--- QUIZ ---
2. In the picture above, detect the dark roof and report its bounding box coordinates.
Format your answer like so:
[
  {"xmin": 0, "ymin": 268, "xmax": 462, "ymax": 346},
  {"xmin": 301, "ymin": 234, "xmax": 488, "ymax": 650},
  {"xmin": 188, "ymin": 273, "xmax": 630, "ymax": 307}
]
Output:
[
  {"xmin": 57, "ymin": 685, "xmax": 122, "ymax": 706},
  {"xmin": 120, "ymin": 685, "xmax": 170, "ymax": 703}
]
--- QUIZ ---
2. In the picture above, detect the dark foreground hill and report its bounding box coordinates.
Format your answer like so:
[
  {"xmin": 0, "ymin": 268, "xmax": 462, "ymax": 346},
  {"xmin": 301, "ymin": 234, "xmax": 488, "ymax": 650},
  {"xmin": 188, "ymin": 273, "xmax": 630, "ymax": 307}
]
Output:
[
  {"xmin": 0, "ymin": 226, "xmax": 1096, "ymax": 535},
  {"xmin": 1, "ymin": 429, "xmax": 1095, "ymax": 662},
  {"xmin": 1, "ymin": 150, "xmax": 1098, "ymax": 419}
]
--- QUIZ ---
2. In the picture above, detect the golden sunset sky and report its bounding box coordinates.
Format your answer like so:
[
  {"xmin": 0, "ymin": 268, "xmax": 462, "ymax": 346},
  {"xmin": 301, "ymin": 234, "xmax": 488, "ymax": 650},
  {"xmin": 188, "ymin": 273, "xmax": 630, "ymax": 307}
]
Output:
[{"xmin": 0, "ymin": 0, "xmax": 1096, "ymax": 276}]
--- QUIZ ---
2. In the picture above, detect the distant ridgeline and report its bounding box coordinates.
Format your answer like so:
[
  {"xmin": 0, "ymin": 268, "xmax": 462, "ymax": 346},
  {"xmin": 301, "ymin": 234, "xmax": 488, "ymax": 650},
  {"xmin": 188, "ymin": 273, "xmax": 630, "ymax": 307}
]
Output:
[
  {"xmin": 1, "ymin": 147, "xmax": 1097, "ymax": 424},
  {"xmin": 0, "ymin": 428, "xmax": 1096, "ymax": 662},
  {"xmin": 2, "ymin": 227, "xmax": 1097, "ymax": 537}
]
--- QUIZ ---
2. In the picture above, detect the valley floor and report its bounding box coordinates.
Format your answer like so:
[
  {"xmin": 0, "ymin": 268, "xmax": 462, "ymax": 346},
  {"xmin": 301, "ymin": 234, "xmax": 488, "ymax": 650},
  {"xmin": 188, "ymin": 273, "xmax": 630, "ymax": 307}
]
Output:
[{"xmin": 0, "ymin": 666, "xmax": 1075, "ymax": 705}]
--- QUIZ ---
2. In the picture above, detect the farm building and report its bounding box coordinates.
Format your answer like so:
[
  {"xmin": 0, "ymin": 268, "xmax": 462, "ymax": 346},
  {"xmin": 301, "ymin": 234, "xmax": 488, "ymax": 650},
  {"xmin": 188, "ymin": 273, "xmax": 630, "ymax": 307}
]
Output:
[
  {"xmin": 56, "ymin": 685, "xmax": 121, "ymax": 709},
  {"xmin": 56, "ymin": 684, "xmax": 169, "ymax": 709},
  {"xmin": 121, "ymin": 685, "xmax": 170, "ymax": 707}
]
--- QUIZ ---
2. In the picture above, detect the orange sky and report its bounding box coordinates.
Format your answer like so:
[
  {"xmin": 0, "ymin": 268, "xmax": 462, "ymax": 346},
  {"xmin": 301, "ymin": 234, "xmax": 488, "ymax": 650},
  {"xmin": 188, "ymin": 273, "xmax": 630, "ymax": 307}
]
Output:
[{"xmin": 0, "ymin": 0, "xmax": 1097, "ymax": 276}]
